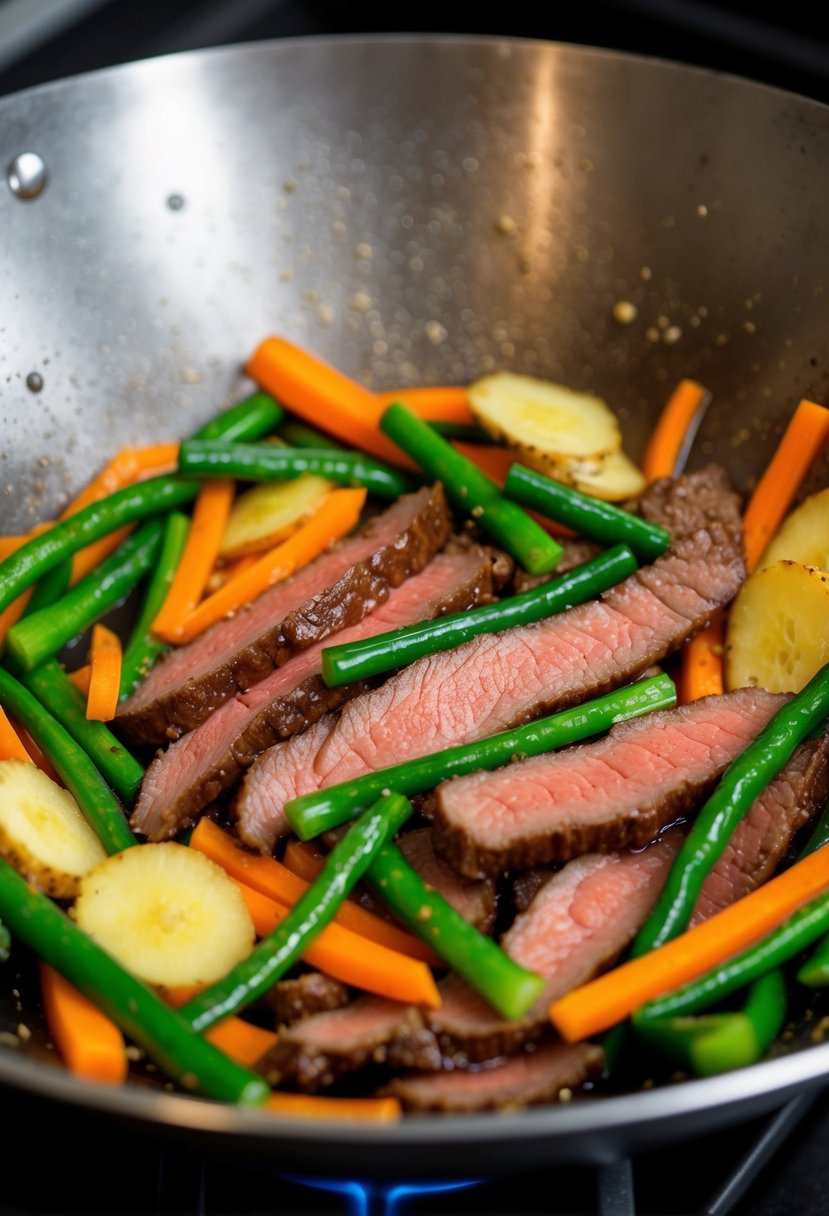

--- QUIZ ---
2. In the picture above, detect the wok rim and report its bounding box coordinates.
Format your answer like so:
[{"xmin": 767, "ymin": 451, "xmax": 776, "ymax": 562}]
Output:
[{"xmin": 2, "ymin": 32, "xmax": 829, "ymax": 1154}]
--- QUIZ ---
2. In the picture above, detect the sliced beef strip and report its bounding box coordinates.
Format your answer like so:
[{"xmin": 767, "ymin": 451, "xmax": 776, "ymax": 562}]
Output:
[
  {"xmin": 691, "ymin": 731, "xmax": 829, "ymax": 924},
  {"xmin": 263, "ymin": 972, "xmax": 350, "ymax": 1027},
  {"xmin": 427, "ymin": 832, "xmax": 683, "ymax": 1062},
  {"xmin": 432, "ymin": 689, "xmax": 786, "ymax": 878},
  {"xmin": 117, "ymin": 483, "xmax": 452, "ymax": 744},
  {"xmin": 235, "ymin": 466, "xmax": 746, "ymax": 852},
  {"xmin": 384, "ymin": 1040, "xmax": 604, "ymax": 1114},
  {"xmin": 131, "ymin": 549, "xmax": 492, "ymax": 840},
  {"xmin": 429, "ymin": 731, "xmax": 829, "ymax": 1062},
  {"xmin": 258, "ymin": 996, "xmax": 441, "ymax": 1091}
]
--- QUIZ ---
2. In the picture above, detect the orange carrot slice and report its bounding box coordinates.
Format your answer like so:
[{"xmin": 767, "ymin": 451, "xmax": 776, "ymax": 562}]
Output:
[
  {"xmin": 173, "ymin": 488, "xmax": 366, "ymax": 644},
  {"xmin": 248, "ymin": 337, "xmax": 415, "ymax": 468},
  {"xmin": 40, "ymin": 963, "xmax": 127, "ymax": 1085},
  {"xmin": 152, "ymin": 479, "xmax": 235, "ymax": 642},
  {"xmin": 85, "ymin": 624, "xmax": 123, "ymax": 722},
  {"xmin": 642, "ymin": 380, "xmax": 711, "ymax": 483},
  {"xmin": 376, "ymin": 385, "xmax": 472, "ymax": 425},
  {"xmin": 233, "ymin": 879, "xmax": 441, "ymax": 1008},
  {"xmin": 550, "ymin": 843, "xmax": 829, "ymax": 1043},
  {"xmin": 191, "ymin": 820, "xmax": 437, "ymax": 964},
  {"xmin": 677, "ymin": 614, "xmax": 725, "ymax": 704},
  {"xmin": 742, "ymin": 399, "xmax": 829, "ymax": 574},
  {"xmin": 161, "ymin": 985, "xmax": 278, "ymax": 1067},
  {"xmin": 66, "ymin": 444, "xmax": 180, "ymax": 584},
  {"xmin": 264, "ymin": 1092, "xmax": 401, "ymax": 1123},
  {"xmin": 0, "ymin": 707, "xmax": 33, "ymax": 762},
  {"xmin": 67, "ymin": 665, "xmax": 92, "ymax": 697},
  {"xmin": 204, "ymin": 1018, "xmax": 278, "ymax": 1068},
  {"xmin": 62, "ymin": 444, "xmax": 180, "ymax": 518}
]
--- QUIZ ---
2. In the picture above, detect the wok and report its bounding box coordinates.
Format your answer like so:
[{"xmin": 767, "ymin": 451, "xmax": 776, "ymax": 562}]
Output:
[{"xmin": 1, "ymin": 34, "xmax": 829, "ymax": 1178}]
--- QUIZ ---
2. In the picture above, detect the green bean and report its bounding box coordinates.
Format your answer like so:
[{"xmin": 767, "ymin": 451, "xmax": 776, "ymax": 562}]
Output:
[
  {"xmin": 177, "ymin": 440, "xmax": 417, "ymax": 501},
  {"xmin": 119, "ymin": 512, "xmax": 190, "ymax": 697},
  {"xmin": 278, "ymin": 420, "xmax": 346, "ymax": 450},
  {"xmin": 22, "ymin": 560, "xmax": 72, "ymax": 617},
  {"xmin": 633, "ymin": 661, "xmax": 829, "ymax": 955},
  {"xmin": 0, "ymin": 477, "xmax": 196, "ymax": 619},
  {"xmin": 0, "ymin": 856, "xmax": 267, "ymax": 1105},
  {"xmin": 0, "ymin": 668, "xmax": 134, "ymax": 853},
  {"xmin": 365, "ymin": 843, "xmax": 544, "ymax": 1019},
  {"xmin": 640, "ymin": 890, "xmax": 829, "ymax": 1022},
  {"xmin": 504, "ymin": 464, "xmax": 672, "ymax": 563},
  {"xmin": 6, "ymin": 520, "xmax": 163, "ymax": 672},
  {"xmin": 797, "ymin": 935, "xmax": 829, "ymax": 986},
  {"xmin": 380, "ymin": 401, "xmax": 563, "ymax": 574},
  {"xmin": 0, "ymin": 391, "xmax": 281, "ymax": 620},
  {"xmin": 321, "ymin": 545, "xmax": 638, "ymax": 687},
  {"xmin": 286, "ymin": 673, "xmax": 676, "ymax": 840},
  {"xmin": 636, "ymin": 972, "xmax": 787, "ymax": 1076},
  {"xmin": 180, "ymin": 792, "xmax": 413, "ymax": 1032},
  {"xmin": 0, "ymin": 920, "xmax": 8, "ymax": 963},
  {"xmin": 18, "ymin": 659, "xmax": 143, "ymax": 805},
  {"xmin": 193, "ymin": 390, "xmax": 283, "ymax": 443},
  {"xmin": 427, "ymin": 420, "xmax": 494, "ymax": 444},
  {"xmin": 637, "ymin": 800, "xmax": 829, "ymax": 1022}
]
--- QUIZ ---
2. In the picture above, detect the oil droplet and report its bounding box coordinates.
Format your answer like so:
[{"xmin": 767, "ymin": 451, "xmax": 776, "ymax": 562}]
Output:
[
  {"xmin": 167, "ymin": 193, "xmax": 185, "ymax": 211},
  {"xmin": 7, "ymin": 152, "xmax": 47, "ymax": 200},
  {"xmin": 26, "ymin": 372, "xmax": 44, "ymax": 392}
]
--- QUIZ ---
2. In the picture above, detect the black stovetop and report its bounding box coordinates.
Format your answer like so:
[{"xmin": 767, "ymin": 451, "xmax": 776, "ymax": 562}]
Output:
[{"xmin": 2, "ymin": 1075, "xmax": 829, "ymax": 1215}]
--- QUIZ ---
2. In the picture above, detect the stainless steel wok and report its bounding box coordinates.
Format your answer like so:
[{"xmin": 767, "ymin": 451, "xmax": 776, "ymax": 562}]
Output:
[{"xmin": 1, "ymin": 35, "xmax": 829, "ymax": 1175}]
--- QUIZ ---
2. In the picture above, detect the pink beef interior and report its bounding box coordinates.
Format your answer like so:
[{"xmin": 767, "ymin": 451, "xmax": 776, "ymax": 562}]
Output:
[
  {"xmin": 435, "ymin": 689, "xmax": 785, "ymax": 853},
  {"xmin": 133, "ymin": 551, "xmax": 484, "ymax": 840}
]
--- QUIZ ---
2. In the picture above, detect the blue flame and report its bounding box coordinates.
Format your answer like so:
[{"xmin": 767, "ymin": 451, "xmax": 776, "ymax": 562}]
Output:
[{"xmin": 284, "ymin": 1174, "xmax": 484, "ymax": 1215}]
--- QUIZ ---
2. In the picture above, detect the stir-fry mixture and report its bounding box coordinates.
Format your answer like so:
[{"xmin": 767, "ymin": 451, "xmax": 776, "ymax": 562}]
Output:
[{"xmin": 1, "ymin": 336, "xmax": 828, "ymax": 1123}]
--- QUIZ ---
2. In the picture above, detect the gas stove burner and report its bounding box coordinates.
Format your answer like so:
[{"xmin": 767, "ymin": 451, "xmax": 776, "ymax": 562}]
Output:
[{"xmin": 283, "ymin": 1174, "xmax": 485, "ymax": 1215}]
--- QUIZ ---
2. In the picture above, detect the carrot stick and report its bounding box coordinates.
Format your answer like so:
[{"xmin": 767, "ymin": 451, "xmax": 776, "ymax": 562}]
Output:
[
  {"xmin": 40, "ymin": 962, "xmax": 128, "ymax": 1085},
  {"xmin": 233, "ymin": 879, "xmax": 441, "ymax": 1008},
  {"xmin": 282, "ymin": 839, "xmax": 326, "ymax": 882},
  {"xmin": 0, "ymin": 590, "xmax": 32, "ymax": 651},
  {"xmin": 376, "ymin": 386, "xmax": 472, "ymax": 425},
  {"xmin": 264, "ymin": 1092, "xmax": 401, "ymax": 1123},
  {"xmin": 173, "ymin": 488, "xmax": 366, "ymax": 644},
  {"xmin": 642, "ymin": 380, "xmax": 711, "ymax": 483},
  {"xmin": 550, "ymin": 842, "xmax": 829, "ymax": 1043},
  {"xmin": 67, "ymin": 665, "xmax": 91, "ymax": 697},
  {"xmin": 247, "ymin": 337, "xmax": 416, "ymax": 468},
  {"xmin": 62, "ymin": 444, "xmax": 180, "ymax": 517},
  {"xmin": 85, "ymin": 624, "xmax": 123, "ymax": 721},
  {"xmin": 191, "ymin": 820, "xmax": 437, "ymax": 964},
  {"xmin": 678, "ymin": 614, "xmax": 725, "ymax": 704},
  {"xmin": 161, "ymin": 985, "xmax": 278, "ymax": 1067},
  {"xmin": 204, "ymin": 1018, "xmax": 278, "ymax": 1068},
  {"xmin": 65, "ymin": 444, "xmax": 180, "ymax": 584},
  {"xmin": 0, "ymin": 707, "xmax": 33, "ymax": 762},
  {"xmin": 742, "ymin": 399, "xmax": 829, "ymax": 573},
  {"xmin": 151, "ymin": 479, "xmax": 235, "ymax": 642}
]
